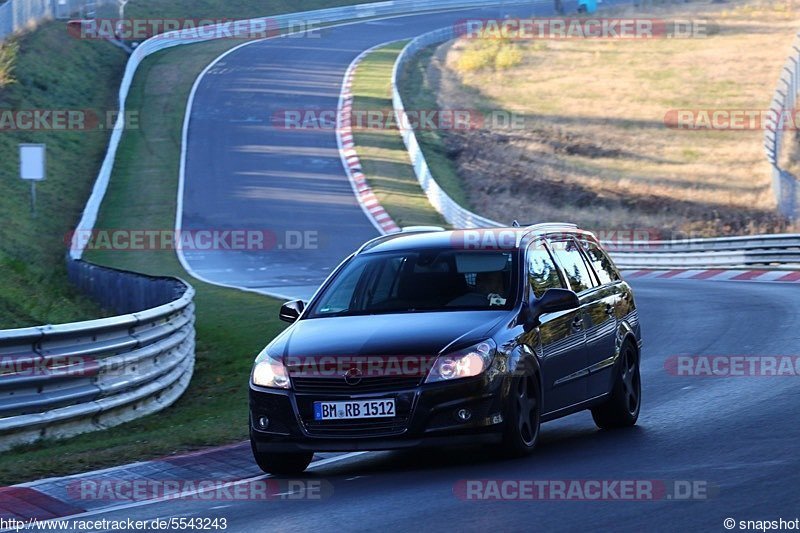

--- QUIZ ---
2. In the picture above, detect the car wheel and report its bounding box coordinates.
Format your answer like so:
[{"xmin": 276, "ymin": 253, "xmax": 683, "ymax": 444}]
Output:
[
  {"xmin": 500, "ymin": 374, "xmax": 541, "ymax": 456},
  {"xmin": 251, "ymin": 440, "xmax": 313, "ymax": 475},
  {"xmin": 591, "ymin": 341, "xmax": 641, "ymax": 429}
]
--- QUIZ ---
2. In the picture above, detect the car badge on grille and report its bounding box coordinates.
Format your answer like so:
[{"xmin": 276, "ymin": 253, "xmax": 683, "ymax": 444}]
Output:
[{"xmin": 343, "ymin": 367, "xmax": 363, "ymax": 386}]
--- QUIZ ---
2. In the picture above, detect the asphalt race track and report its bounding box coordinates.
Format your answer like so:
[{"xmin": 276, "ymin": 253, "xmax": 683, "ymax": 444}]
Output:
[
  {"xmin": 77, "ymin": 279, "xmax": 800, "ymax": 531},
  {"xmin": 179, "ymin": 3, "xmax": 565, "ymax": 299},
  {"xmin": 116, "ymin": 3, "xmax": 800, "ymax": 532}
]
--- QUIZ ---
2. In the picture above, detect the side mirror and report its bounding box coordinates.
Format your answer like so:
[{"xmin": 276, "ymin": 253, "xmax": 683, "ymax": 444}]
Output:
[
  {"xmin": 537, "ymin": 288, "xmax": 580, "ymax": 314},
  {"xmin": 525, "ymin": 288, "xmax": 579, "ymax": 328},
  {"xmin": 279, "ymin": 300, "xmax": 305, "ymax": 323}
]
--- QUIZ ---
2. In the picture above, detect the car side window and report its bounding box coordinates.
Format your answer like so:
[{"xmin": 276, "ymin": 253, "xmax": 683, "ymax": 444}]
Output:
[
  {"xmin": 579, "ymin": 238, "xmax": 620, "ymax": 286},
  {"xmin": 549, "ymin": 238, "xmax": 597, "ymax": 293},
  {"xmin": 526, "ymin": 243, "xmax": 563, "ymax": 298}
]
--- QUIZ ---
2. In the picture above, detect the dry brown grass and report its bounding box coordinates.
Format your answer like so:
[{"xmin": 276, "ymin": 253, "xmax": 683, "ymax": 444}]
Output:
[{"xmin": 432, "ymin": 0, "xmax": 800, "ymax": 235}]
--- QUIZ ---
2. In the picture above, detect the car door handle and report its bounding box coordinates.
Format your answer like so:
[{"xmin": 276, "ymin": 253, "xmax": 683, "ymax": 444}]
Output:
[
  {"xmin": 571, "ymin": 316, "xmax": 583, "ymax": 331},
  {"xmin": 605, "ymin": 304, "xmax": 615, "ymax": 316}
]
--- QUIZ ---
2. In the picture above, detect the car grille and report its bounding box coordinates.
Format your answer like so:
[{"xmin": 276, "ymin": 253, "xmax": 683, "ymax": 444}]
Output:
[
  {"xmin": 291, "ymin": 375, "xmax": 422, "ymax": 394},
  {"xmin": 303, "ymin": 416, "xmax": 410, "ymax": 437}
]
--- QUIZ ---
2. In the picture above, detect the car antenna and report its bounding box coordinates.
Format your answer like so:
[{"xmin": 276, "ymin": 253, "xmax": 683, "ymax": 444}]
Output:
[{"xmin": 511, "ymin": 220, "xmax": 520, "ymax": 227}]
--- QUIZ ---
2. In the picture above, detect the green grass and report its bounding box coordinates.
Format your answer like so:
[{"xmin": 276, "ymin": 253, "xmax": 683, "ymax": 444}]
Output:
[
  {"xmin": 125, "ymin": 0, "xmax": 368, "ymax": 21},
  {"xmin": 351, "ymin": 42, "xmax": 446, "ymax": 227},
  {"xmin": 0, "ymin": 23, "xmax": 128, "ymax": 328},
  {"xmin": 454, "ymin": 37, "xmax": 522, "ymax": 73},
  {"xmin": 398, "ymin": 47, "xmax": 471, "ymax": 209},
  {"xmin": 0, "ymin": 38, "xmax": 287, "ymax": 486},
  {"xmin": 0, "ymin": 40, "xmax": 17, "ymax": 87}
]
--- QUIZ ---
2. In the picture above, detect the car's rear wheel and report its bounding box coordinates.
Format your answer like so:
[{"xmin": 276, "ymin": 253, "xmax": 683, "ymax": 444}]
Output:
[
  {"xmin": 591, "ymin": 341, "xmax": 641, "ymax": 429},
  {"xmin": 251, "ymin": 440, "xmax": 313, "ymax": 475},
  {"xmin": 499, "ymin": 374, "xmax": 541, "ymax": 456}
]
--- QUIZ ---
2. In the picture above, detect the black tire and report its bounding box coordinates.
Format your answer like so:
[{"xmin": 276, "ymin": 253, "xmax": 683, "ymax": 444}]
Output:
[
  {"xmin": 251, "ymin": 440, "xmax": 313, "ymax": 475},
  {"xmin": 591, "ymin": 341, "xmax": 641, "ymax": 429},
  {"xmin": 499, "ymin": 374, "xmax": 541, "ymax": 457}
]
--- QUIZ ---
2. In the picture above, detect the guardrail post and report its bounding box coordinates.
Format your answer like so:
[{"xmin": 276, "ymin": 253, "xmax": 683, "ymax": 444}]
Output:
[
  {"xmin": 767, "ymin": 32, "xmax": 800, "ymax": 221},
  {"xmin": 776, "ymin": 168, "xmax": 798, "ymax": 220}
]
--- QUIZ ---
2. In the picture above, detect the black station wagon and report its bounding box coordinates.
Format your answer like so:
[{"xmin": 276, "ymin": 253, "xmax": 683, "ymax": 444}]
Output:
[{"xmin": 249, "ymin": 223, "xmax": 642, "ymax": 474}]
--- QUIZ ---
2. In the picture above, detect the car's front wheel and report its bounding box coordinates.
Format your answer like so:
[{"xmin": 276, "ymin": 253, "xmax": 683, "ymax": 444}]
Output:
[
  {"xmin": 591, "ymin": 341, "xmax": 641, "ymax": 429},
  {"xmin": 499, "ymin": 374, "xmax": 541, "ymax": 456},
  {"xmin": 251, "ymin": 441, "xmax": 313, "ymax": 475}
]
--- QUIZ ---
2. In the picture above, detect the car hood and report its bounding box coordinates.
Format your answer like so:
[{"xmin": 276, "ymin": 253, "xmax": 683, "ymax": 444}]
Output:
[{"xmin": 271, "ymin": 311, "xmax": 509, "ymax": 361}]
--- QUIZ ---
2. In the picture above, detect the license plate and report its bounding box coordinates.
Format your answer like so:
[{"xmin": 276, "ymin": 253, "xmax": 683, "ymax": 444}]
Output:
[{"xmin": 313, "ymin": 399, "xmax": 395, "ymax": 420}]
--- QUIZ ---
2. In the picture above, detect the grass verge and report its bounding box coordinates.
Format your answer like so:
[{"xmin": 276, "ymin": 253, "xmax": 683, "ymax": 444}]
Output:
[
  {"xmin": 0, "ymin": 23, "xmax": 128, "ymax": 328},
  {"xmin": 125, "ymin": 0, "xmax": 367, "ymax": 21},
  {"xmin": 397, "ymin": 47, "xmax": 473, "ymax": 210},
  {"xmin": 351, "ymin": 41, "xmax": 447, "ymax": 227},
  {"xmin": 410, "ymin": 0, "xmax": 800, "ymax": 236}
]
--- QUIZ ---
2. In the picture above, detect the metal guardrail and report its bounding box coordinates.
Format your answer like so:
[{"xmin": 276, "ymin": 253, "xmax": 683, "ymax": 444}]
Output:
[
  {"xmin": 609, "ymin": 234, "xmax": 800, "ymax": 269},
  {"xmin": 764, "ymin": 31, "xmax": 800, "ymax": 220},
  {"xmin": 392, "ymin": 24, "xmax": 508, "ymax": 229},
  {"xmin": 391, "ymin": 26, "xmax": 800, "ymax": 270},
  {"xmin": 0, "ymin": 260, "xmax": 195, "ymax": 451}
]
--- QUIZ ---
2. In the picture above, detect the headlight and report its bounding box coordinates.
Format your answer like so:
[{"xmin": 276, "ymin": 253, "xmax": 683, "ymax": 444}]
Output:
[
  {"xmin": 251, "ymin": 349, "xmax": 290, "ymax": 389},
  {"xmin": 425, "ymin": 339, "xmax": 496, "ymax": 383}
]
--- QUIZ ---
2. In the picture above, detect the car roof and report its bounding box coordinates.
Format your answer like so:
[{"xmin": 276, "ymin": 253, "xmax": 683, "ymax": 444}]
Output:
[{"xmin": 358, "ymin": 224, "xmax": 598, "ymax": 255}]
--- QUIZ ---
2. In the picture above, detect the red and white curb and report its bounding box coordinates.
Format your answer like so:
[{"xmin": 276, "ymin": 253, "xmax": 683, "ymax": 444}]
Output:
[
  {"xmin": 621, "ymin": 269, "xmax": 800, "ymax": 283},
  {"xmin": 0, "ymin": 443, "xmax": 356, "ymax": 522},
  {"xmin": 337, "ymin": 43, "xmax": 401, "ymax": 236}
]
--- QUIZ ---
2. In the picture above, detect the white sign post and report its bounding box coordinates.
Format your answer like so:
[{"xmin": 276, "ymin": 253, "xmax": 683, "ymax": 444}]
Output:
[{"xmin": 19, "ymin": 144, "xmax": 46, "ymax": 216}]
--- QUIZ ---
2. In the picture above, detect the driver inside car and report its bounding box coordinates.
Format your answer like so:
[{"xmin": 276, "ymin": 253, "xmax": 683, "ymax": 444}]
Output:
[{"xmin": 448, "ymin": 271, "xmax": 507, "ymax": 307}]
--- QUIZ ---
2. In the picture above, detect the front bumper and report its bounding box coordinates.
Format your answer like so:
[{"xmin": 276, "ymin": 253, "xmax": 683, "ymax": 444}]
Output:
[{"xmin": 249, "ymin": 375, "xmax": 507, "ymax": 453}]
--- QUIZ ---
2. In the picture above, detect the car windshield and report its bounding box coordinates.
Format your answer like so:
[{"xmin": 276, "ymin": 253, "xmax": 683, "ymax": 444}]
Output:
[{"xmin": 307, "ymin": 249, "xmax": 518, "ymax": 318}]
